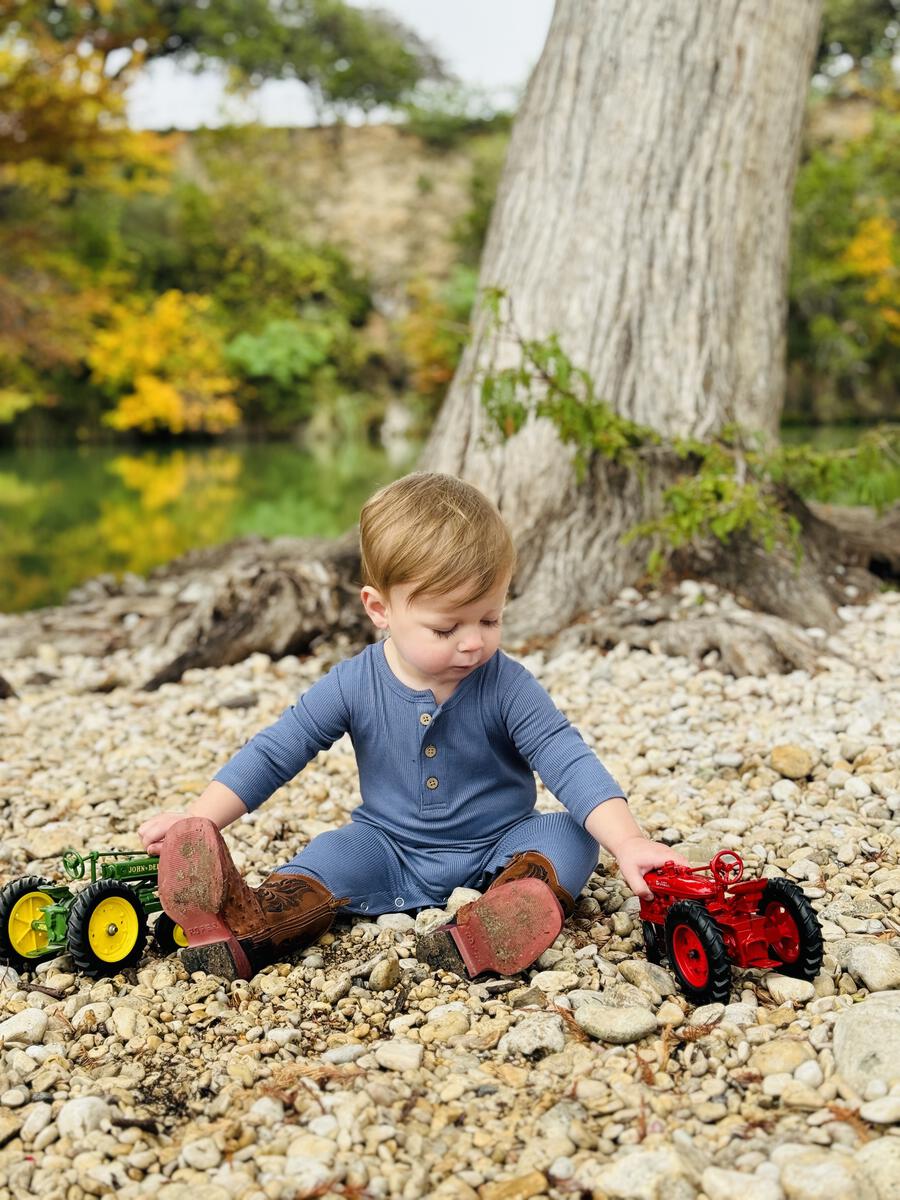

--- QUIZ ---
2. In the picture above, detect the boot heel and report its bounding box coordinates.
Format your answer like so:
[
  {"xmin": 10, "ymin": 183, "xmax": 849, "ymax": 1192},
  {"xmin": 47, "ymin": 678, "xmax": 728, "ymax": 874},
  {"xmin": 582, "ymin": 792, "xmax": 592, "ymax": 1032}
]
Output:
[{"xmin": 181, "ymin": 938, "xmax": 252, "ymax": 981}]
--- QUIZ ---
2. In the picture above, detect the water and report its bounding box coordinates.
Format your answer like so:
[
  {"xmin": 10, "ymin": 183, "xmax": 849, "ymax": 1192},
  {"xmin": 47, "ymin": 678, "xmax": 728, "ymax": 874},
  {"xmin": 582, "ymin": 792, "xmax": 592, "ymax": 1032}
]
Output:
[
  {"xmin": 0, "ymin": 440, "xmax": 416, "ymax": 613},
  {"xmin": 2, "ymin": 424, "xmax": 895, "ymax": 614}
]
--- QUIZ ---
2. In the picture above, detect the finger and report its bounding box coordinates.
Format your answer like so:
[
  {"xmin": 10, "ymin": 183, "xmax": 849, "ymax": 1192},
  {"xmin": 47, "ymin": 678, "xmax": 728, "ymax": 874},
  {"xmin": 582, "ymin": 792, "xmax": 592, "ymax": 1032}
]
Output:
[{"xmin": 624, "ymin": 868, "xmax": 653, "ymax": 899}]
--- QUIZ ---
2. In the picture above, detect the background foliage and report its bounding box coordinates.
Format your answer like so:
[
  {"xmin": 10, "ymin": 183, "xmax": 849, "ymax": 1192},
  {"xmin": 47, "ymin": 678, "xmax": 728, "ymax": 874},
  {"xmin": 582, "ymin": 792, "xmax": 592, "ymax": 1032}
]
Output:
[{"xmin": 0, "ymin": 0, "xmax": 897, "ymax": 447}]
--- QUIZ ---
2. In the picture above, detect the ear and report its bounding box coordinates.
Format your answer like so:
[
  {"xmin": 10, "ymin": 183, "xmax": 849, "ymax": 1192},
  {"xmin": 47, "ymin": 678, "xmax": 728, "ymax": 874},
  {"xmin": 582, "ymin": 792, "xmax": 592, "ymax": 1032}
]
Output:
[{"xmin": 360, "ymin": 585, "xmax": 390, "ymax": 630}]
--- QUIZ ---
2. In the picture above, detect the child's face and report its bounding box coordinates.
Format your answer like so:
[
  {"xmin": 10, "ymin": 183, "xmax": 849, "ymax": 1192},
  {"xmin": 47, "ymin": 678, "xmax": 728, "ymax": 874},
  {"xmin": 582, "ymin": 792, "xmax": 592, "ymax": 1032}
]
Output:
[{"xmin": 361, "ymin": 575, "xmax": 509, "ymax": 693}]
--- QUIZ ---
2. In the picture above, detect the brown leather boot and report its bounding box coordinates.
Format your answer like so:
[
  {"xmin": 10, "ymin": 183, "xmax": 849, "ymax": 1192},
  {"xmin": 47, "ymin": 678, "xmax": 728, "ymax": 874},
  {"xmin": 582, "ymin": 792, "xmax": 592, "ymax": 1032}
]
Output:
[
  {"xmin": 486, "ymin": 851, "xmax": 576, "ymax": 918},
  {"xmin": 158, "ymin": 817, "xmax": 348, "ymax": 980}
]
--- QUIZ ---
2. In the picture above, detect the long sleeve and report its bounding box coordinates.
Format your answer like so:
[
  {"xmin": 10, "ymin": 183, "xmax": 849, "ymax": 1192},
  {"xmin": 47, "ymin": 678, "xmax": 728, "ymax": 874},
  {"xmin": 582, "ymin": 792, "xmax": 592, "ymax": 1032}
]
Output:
[
  {"xmin": 498, "ymin": 660, "xmax": 625, "ymax": 827},
  {"xmin": 214, "ymin": 664, "xmax": 351, "ymax": 811}
]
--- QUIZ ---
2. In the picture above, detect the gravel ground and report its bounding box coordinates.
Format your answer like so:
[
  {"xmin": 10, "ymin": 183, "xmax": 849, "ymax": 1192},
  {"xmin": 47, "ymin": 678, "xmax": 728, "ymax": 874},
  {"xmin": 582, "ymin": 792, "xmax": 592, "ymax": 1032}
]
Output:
[{"xmin": 0, "ymin": 581, "xmax": 898, "ymax": 1200}]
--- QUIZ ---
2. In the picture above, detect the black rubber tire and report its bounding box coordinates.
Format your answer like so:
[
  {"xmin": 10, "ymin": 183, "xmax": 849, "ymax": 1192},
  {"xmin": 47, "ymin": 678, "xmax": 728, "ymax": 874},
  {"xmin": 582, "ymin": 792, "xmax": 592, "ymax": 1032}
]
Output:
[
  {"xmin": 664, "ymin": 900, "xmax": 732, "ymax": 1005},
  {"xmin": 758, "ymin": 877, "xmax": 823, "ymax": 981},
  {"xmin": 66, "ymin": 881, "xmax": 147, "ymax": 977},
  {"xmin": 0, "ymin": 877, "xmax": 56, "ymax": 973},
  {"xmin": 642, "ymin": 920, "xmax": 664, "ymax": 965},
  {"xmin": 152, "ymin": 911, "xmax": 187, "ymax": 957}
]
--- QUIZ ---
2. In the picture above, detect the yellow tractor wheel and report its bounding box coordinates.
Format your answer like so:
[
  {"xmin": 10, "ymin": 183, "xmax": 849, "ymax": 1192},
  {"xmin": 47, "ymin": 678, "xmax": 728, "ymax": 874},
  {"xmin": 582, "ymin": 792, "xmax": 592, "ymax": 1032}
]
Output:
[
  {"xmin": 153, "ymin": 911, "xmax": 188, "ymax": 956},
  {"xmin": 0, "ymin": 877, "xmax": 57, "ymax": 972},
  {"xmin": 66, "ymin": 881, "xmax": 147, "ymax": 977}
]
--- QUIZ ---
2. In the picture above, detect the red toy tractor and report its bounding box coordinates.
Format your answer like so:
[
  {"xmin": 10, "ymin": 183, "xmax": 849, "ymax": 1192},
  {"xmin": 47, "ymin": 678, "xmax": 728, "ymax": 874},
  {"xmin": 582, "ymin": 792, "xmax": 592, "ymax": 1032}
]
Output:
[{"xmin": 639, "ymin": 850, "xmax": 823, "ymax": 1005}]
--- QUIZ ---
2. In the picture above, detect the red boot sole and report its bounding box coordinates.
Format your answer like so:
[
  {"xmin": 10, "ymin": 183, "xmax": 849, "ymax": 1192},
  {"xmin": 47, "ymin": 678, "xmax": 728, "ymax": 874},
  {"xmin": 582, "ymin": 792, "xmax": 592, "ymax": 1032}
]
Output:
[
  {"xmin": 449, "ymin": 878, "xmax": 564, "ymax": 976},
  {"xmin": 157, "ymin": 817, "xmax": 253, "ymax": 979}
]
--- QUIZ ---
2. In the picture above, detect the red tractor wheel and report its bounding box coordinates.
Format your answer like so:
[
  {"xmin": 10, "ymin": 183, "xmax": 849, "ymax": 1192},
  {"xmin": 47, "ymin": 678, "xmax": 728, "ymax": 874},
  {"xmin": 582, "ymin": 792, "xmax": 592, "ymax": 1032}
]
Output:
[
  {"xmin": 664, "ymin": 901, "xmax": 732, "ymax": 1005},
  {"xmin": 758, "ymin": 878, "xmax": 823, "ymax": 980},
  {"xmin": 642, "ymin": 920, "xmax": 664, "ymax": 965}
]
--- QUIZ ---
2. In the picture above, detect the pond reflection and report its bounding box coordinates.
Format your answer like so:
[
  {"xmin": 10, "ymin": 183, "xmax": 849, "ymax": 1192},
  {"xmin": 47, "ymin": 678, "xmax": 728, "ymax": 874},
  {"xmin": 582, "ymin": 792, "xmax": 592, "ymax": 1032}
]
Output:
[{"xmin": 0, "ymin": 441, "xmax": 415, "ymax": 612}]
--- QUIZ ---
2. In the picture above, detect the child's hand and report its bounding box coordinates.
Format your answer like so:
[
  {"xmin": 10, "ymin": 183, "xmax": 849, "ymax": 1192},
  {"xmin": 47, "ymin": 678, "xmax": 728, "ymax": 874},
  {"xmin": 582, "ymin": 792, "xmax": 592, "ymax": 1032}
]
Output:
[
  {"xmin": 138, "ymin": 811, "xmax": 190, "ymax": 855},
  {"xmin": 613, "ymin": 836, "xmax": 691, "ymax": 900}
]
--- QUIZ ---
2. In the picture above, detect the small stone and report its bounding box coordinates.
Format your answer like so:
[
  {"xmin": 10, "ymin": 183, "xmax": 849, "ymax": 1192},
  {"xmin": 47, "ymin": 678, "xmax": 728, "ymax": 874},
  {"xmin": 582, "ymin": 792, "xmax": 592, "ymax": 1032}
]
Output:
[
  {"xmin": 375, "ymin": 913, "xmax": 416, "ymax": 932},
  {"xmin": 286, "ymin": 1133, "xmax": 337, "ymax": 1164},
  {"xmin": 702, "ymin": 1166, "xmax": 783, "ymax": 1200},
  {"xmin": 0, "ymin": 1115, "xmax": 21, "ymax": 1148},
  {"xmin": 845, "ymin": 776, "xmax": 872, "ymax": 799},
  {"xmin": 57, "ymin": 1096, "xmax": 110, "ymax": 1138},
  {"xmin": 765, "ymin": 974, "xmax": 816, "ymax": 1005},
  {"xmin": 854, "ymin": 1137, "xmax": 900, "ymax": 1199},
  {"xmin": 858, "ymin": 1096, "xmax": 900, "ymax": 1124},
  {"xmin": 321, "ymin": 1043, "xmax": 367, "ymax": 1065},
  {"xmin": 0, "ymin": 1009, "xmax": 48, "ymax": 1047},
  {"xmin": 771, "ymin": 745, "xmax": 814, "ymax": 779},
  {"xmin": 373, "ymin": 1040, "xmax": 423, "ymax": 1071},
  {"xmin": 530, "ymin": 970, "xmax": 579, "ymax": 994},
  {"xmin": 749, "ymin": 1040, "xmax": 816, "ymax": 1076},
  {"xmin": 320, "ymin": 973, "xmax": 352, "ymax": 1003},
  {"xmin": 414, "ymin": 908, "xmax": 450, "ymax": 936},
  {"xmin": 281, "ymin": 1160, "xmax": 332, "ymax": 1195},
  {"xmin": 793, "ymin": 1060, "xmax": 824, "ymax": 1087},
  {"xmin": 498, "ymin": 1013, "xmax": 566, "ymax": 1059},
  {"xmin": 19, "ymin": 1103, "xmax": 52, "ymax": 1142},
  {"xmin": 445, "ymin": 887, "xmax": 481, "ymax": 915},
  {"xmin": 846, "ymin": 944, "xmax": 900, "ymax": 992},
  {"xmin": 657, "ymin": 1000, "xmax": 685, "ymax": 1026},
  {"xmin": 779, "ymin": 1149, "xmax": 861, "ymax": 1199},
  {"xmin": 0, "ymin": 965, "xmax": 21, "ymax": 991},
  {"xmin": 421, "ymin": 1010, "xmax": 471, "ymax": 1043},
  {"xmin": 721, "ymin": 1002, "xmax": 757, "ymax": 1028},
  {"xmin": 573, "ymin": 1004, "xmax": 658, "ymax": 1044},
  {"xmin": 181, "ymin": 1137, "xmax": 222, "ymax": 1169},
  {"xmin": 479, "ymin": 1171, "xmax": 548, "ymax": 1200},
  {"xmin": 772, "ymin": 779, "xmax": 799, "ymax": 803},
  {"xmin": 369, "ymin": 954, "xmax": 401, "ymax": 991},
  {"xmin": 833, "ymin": 993, "xmax": 900, "ymax": 1090},
  {"xmin": 689, "ymin": 1002, "xmax": 725, "ymax": 1026},
  {"xmin": 780, "ymin": 1080, "xmax": 825, "ymax": 1109}
]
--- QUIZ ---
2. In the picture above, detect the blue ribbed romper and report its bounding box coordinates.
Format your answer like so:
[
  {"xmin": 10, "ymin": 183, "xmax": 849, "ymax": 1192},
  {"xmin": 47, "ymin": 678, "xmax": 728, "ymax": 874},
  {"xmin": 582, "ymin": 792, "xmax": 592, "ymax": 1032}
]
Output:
[{"xmin": 215, "ymin": 641, "xmax": 626, "ymax": 914}]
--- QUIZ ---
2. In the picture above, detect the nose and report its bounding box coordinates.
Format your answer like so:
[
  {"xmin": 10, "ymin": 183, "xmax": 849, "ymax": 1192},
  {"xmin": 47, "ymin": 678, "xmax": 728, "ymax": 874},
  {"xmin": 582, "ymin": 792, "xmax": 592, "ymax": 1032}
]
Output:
[{"xmin": 457, "ymin": 627, "xmax": 484, "ymax": 653}]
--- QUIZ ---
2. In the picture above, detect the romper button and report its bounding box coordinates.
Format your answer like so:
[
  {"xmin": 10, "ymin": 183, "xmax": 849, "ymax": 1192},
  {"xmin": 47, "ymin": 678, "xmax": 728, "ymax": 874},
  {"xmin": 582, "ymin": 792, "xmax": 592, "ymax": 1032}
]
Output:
[
  {"xmin": 426, "ymin": 776, "xmax": 439, "ymax": 790},
  {"xmin": 424, "ymin": 744, "xmax": 437, "ymax": 758},
  {"xmin": 419, "ymin": 713, "xmax": 431, "ymax": 726},
  {"xmin": 394, "ymin": 897, "xmax": 404, "ymax": 907},
  {"xmin": 360, "ymin": 903, "xmax": 369, "ymax": 911}
]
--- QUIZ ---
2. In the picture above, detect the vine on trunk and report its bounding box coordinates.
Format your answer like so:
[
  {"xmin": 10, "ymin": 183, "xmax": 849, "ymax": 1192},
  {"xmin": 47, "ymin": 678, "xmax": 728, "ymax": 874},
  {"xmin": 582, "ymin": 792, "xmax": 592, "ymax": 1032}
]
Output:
[{"xmin": 478, "ymin": 289, "xmax": 899, "ymax": 578}]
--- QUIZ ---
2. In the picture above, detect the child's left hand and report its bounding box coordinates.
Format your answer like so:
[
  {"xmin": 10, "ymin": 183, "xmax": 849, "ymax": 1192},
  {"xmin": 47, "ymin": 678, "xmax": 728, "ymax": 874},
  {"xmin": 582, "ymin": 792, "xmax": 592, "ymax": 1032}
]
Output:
[{"xmin": 613, "ymin": 836, "xmax": 690, "ymax": 900}]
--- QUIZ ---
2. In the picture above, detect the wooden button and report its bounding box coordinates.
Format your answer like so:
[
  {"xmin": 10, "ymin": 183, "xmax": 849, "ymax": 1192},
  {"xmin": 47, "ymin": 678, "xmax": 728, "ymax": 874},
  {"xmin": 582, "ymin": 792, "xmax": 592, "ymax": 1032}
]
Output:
[
  {"xmin": 419, "ymin": 713, "xmax": 432, "ymax": 726},
  {"xmin": 425, "ymin": 777, "xmax": 439, "ymax": 790},
  {"xmin": 424, "ymin": 745, "xmax": 437, "ymax": 758}
]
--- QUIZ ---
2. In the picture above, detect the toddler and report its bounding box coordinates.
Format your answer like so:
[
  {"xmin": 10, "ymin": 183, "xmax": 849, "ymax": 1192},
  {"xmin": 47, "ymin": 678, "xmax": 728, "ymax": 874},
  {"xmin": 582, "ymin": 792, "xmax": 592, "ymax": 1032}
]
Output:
[{"xmin": 140, "ymin": 472, "xmax": 685, "ymax": 980}]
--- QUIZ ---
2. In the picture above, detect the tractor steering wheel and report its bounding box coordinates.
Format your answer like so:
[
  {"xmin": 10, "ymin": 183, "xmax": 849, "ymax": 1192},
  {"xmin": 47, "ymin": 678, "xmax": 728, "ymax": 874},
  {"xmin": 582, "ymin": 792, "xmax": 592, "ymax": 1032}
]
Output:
[
  {"xmin": 710, "ymin": 850, "xmax": 743, "ymax": 886},
  {"xmin": 61, "ymin": 848, "xmax": 86, "ymax": 879}
]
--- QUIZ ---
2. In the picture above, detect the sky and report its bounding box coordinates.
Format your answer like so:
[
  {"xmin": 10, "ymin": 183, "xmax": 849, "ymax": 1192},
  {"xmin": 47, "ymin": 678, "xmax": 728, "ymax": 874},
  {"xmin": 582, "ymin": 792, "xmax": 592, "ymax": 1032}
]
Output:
[{"xmin": 126, "ymin": 0, "xmax": 556, "ymax": 130}]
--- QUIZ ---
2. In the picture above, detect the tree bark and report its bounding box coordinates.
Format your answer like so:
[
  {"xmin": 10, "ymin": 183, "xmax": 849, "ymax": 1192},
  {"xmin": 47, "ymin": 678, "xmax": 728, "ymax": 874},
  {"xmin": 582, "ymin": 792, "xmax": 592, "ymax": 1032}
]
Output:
[{"xmin": 425, "ymin": 0, "xmax": 824, "ymax": 640}]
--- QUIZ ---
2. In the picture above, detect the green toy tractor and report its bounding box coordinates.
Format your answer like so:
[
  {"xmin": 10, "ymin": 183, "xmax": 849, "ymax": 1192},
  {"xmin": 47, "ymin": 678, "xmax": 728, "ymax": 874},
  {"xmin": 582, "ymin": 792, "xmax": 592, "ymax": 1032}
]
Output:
[{"xmin": 0, "ymin": 849, "xmax": 187, "ymax": 978}]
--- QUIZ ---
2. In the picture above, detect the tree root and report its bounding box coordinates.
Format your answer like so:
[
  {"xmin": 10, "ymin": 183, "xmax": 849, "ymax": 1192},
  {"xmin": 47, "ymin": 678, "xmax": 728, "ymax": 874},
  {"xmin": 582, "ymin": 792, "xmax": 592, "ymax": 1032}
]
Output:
[{"xmin": 561, "ymin": 599, "xmax": 822, "ymax": 677}]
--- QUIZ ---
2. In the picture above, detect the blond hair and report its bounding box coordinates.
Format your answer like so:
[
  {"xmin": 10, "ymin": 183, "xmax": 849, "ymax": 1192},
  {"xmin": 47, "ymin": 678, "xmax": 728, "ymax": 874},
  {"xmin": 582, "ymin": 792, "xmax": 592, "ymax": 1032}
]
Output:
[{"xmin": 360, "ymin": 472, "xmax": 516, "ymax": 605}]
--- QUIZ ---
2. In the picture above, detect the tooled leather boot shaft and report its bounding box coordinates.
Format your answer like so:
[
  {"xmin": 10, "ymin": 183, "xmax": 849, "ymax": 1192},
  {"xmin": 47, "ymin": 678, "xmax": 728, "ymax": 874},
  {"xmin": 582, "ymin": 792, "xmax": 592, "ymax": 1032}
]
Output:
[
  {"xmin": 487, "ymin": 851, "xmax": 576, "ymax": 917},
  {"xmin": 249, "ymin": 872, "xmax": 349, "ymax": 949}
]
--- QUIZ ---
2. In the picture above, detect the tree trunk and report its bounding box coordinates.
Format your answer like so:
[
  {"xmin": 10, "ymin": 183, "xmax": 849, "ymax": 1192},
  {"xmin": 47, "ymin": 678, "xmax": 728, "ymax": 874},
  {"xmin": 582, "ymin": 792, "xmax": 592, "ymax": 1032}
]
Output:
[{"xmin": 425, "ymin": 0, "xmax": 824, "ymax": 640}]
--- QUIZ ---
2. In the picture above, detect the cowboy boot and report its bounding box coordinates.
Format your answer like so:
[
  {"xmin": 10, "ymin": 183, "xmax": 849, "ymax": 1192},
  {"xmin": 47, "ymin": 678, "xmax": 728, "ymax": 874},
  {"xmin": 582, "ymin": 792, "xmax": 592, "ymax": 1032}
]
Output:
[
  {"xmin": 157, "ymin": 817, "xmax": 348, "ymax": 981},
  {"xmin": 416, "ymin": 880, "xmax": 565, "ymax": 981},
  {"xmin": 486, "ymin": 851, "xmax": 576, "ymax": 917}
]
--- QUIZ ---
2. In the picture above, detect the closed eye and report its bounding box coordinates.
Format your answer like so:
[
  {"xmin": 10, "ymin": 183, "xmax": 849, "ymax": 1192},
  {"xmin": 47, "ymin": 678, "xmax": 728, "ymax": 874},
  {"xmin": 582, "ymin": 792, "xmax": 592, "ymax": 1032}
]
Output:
[{"xmin": 432, "ymin": 618, "xmax": 500, "ymax": 639}]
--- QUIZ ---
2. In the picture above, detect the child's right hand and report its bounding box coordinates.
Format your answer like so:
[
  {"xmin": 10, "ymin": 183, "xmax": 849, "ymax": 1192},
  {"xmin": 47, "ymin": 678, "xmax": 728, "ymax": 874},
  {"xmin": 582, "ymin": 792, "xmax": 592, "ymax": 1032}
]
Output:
[{"xmin": 138, "ymin": 811, "xmax": 191, "ymax": 855}]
